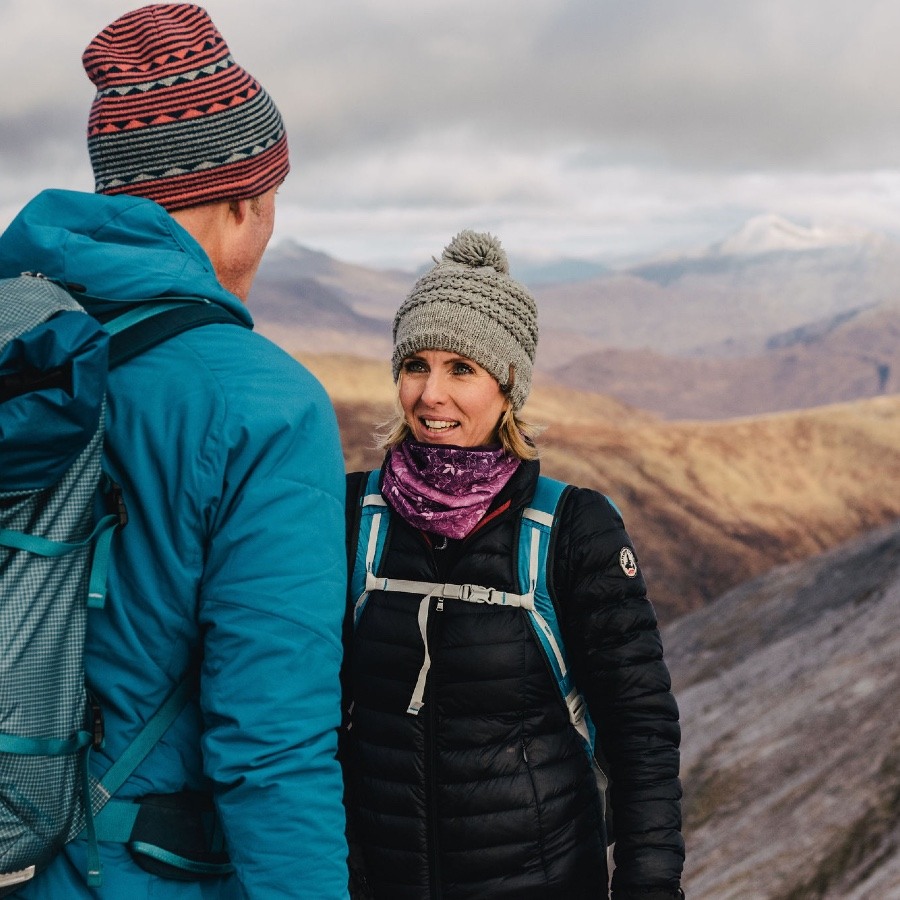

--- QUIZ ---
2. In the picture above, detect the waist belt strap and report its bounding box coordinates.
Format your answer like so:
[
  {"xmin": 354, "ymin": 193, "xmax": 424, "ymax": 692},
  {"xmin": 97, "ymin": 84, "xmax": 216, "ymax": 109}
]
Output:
[
  {"xmin": 92, "ymin": 794, "xmax": 233, "ymax": 880},
  {"xmin": 79, "ymin": 678, "xmax": 192, "ymax": 885},
  {"xmin": 91, "ymin": 798, "xmax": 140, "ymax": 843}
]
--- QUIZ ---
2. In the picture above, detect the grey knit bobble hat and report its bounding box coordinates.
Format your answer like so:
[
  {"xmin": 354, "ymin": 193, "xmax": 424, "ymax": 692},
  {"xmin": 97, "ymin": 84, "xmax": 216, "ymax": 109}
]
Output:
[{"xmin": 391, "ymin": 230, "xmax": 538, "ymax": 411}]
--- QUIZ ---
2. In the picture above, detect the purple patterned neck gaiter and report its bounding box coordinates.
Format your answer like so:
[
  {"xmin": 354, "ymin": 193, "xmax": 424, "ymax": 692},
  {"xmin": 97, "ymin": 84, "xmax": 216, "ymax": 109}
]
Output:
[{"xmin": 382, "ymin": 440, "xmax": 521, "ymax": 539}]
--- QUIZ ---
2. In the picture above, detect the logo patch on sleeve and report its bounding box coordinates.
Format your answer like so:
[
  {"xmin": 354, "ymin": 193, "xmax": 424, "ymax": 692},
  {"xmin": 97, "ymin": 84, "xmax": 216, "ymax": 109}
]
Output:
[{"xmin": 619, "ymin": 547, "xmax": 638, "ymax": 577}]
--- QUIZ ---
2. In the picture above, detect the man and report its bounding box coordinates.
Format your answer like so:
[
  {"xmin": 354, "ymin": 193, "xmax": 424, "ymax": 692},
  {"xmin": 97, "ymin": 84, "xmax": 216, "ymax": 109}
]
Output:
[{"xmin": 0, "ymin": 4, "xmax": 348, "ymax": 897}]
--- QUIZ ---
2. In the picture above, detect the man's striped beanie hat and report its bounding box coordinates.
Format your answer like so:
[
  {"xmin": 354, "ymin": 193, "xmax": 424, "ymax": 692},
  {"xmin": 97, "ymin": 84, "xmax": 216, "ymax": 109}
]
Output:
[{"xmin": 82, "ymin": 3, "xmax": 289, "ymax": 211}]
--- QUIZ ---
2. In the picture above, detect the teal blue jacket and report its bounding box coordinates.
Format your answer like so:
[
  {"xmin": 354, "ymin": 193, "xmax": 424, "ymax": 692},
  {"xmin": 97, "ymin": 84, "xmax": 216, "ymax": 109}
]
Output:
[{"xmin": 0, "ymin": 190, "xmax": 349, "ymax": 899}]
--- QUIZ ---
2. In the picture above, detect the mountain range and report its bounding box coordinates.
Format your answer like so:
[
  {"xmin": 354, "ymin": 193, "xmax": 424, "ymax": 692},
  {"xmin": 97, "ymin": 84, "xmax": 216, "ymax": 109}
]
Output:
[
  {"xmin": 298, "ymin": 351, "xmax": 900, "ymax": 622},
  {"xmin": 550, "ymin": 298, "xmax": 899, "ymax": 419},
  {"xmin": 252, "ymin": 213, "xmax": 900, "ymax": 420}
]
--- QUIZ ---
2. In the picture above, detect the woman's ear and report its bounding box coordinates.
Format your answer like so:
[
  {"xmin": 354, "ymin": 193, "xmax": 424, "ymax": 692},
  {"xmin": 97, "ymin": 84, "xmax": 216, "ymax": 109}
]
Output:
[{"xmin": 501, "ymin": 364, "xmax": 516, "ymax": 395}]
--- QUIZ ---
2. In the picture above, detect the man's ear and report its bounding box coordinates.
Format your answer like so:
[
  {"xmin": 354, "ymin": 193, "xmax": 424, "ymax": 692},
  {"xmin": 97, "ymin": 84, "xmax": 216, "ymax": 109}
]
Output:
[{"xmin": 227, "ymin": 198, "xmax": 251, "ymax": 226}]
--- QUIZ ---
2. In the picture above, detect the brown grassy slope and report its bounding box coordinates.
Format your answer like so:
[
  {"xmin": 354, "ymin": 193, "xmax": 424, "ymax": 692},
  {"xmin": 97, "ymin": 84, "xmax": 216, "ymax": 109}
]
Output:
[{"xmin": 298, "ymin": 352, "xmax": 900, "ymax": 621}]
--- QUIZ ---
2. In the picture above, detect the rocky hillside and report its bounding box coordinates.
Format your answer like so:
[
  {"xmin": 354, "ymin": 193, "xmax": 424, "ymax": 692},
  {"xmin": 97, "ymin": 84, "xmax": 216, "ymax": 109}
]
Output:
[
  {"xmin": 297, "ymin": 352, "xmax": 900, "ymax": 621},
  {"xmin": 665, "ymin": 520, "xmax": 900, "ymax": 898}
]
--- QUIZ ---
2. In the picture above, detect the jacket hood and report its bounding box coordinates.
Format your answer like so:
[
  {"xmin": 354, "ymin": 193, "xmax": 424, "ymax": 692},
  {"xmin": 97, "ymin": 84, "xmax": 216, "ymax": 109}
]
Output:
[{"xmin": 0, "ymin": 189, "xmax": 252, "ymax": 325}]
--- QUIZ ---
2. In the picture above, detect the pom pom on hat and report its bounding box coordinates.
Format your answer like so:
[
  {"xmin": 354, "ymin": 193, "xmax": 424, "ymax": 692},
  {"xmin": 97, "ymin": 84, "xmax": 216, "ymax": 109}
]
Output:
[
  {"xmin": 441, "ymin": 230, "xmax": 510, "ymax": 273},
  {"xmin": 392, "ymin": 230, "xmax": 538, "ymax": 411}
]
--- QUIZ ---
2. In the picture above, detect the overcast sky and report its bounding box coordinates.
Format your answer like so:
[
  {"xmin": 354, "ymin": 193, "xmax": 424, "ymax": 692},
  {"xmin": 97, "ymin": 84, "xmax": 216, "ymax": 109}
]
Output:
[{"xmin": 4, "ymin": 0, "xmax": 900, "ymax": 268}]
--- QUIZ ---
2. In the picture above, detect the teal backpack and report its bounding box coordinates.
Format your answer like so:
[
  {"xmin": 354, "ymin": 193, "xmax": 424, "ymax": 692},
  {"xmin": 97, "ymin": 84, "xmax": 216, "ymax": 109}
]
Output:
[
  {"xmin": 349, "ymin": 469, "xmax": 613, "ymax": 836},
  {"xmin": 0, "ymin": 273, "xmax": 241, "ymax": 893}
]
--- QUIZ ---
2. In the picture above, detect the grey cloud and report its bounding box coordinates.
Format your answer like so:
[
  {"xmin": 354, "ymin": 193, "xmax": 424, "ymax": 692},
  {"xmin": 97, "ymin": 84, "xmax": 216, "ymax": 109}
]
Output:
[
  {"xmin": 266, "ymin": 0, "xmax": 900, "ymax": 170},
  {"xmin": 6, "ymin": 0, "xmax": 900, "ymax": 174},
  {"xmin": 5, "ymin": 0, "xmax": 900, "ymax": 266}
]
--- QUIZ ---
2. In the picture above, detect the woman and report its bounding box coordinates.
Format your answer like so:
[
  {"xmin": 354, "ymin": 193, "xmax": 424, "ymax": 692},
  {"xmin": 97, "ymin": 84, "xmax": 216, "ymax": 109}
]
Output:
[{"xmin": 343, "ymin": 231, "xmax": 684, "ymax": 899}]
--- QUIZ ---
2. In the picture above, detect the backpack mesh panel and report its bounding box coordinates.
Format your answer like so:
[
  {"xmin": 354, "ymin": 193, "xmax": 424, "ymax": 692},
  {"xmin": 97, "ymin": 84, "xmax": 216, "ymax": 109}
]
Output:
[{"xmin": 0, "ymin": 277, "xmax": 98, "ymax": 872}]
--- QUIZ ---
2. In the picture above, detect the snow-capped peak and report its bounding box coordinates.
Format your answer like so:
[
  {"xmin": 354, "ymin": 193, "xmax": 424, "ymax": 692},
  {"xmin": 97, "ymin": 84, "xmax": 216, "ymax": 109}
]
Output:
[{"xmin": 715, "ymin": 213, "xmax": 875, "ymax": 257}]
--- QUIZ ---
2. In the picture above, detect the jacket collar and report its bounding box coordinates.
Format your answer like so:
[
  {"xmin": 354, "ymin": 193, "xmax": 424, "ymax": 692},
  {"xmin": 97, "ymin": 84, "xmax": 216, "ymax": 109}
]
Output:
[{"xmin": 0, "ymin": 189, "xmax": 252, "ymax": 326}]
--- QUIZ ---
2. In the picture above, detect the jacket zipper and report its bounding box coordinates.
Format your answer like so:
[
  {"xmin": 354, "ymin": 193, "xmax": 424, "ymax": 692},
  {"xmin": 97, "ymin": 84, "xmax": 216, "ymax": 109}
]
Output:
[
  {"xmin": 427, "ymin": 588, "xmax": 443, "ymax": 898},
  {"xmin": 427, "ymin": 673, "xmax": 442, "ymax": 899}
]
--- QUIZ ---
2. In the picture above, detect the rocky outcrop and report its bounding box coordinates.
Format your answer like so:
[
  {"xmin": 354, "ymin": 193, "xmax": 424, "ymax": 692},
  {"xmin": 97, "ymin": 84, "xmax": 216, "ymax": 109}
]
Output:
[{"xmin": 664, "ymin": 521, "xmax": 900, "ymax": 898}]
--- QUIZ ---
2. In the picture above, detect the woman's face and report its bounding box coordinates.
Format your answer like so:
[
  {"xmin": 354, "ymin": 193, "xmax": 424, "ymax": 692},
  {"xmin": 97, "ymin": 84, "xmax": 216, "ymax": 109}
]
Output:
[{"xmin": 399, "ymin": 349, "xmax": 508, "ymax": 448}]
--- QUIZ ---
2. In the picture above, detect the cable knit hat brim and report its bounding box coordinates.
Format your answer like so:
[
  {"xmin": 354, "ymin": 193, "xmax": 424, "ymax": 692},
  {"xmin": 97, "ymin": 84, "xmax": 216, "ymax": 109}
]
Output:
[{"xmin": 391, "ymin": 231, "xmax": 538, "ymax": 411}]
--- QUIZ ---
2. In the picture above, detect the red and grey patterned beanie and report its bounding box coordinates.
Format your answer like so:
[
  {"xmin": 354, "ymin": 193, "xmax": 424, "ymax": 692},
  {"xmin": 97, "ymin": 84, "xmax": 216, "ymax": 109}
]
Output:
[{"xmin": 82, "ymin": 3, "xmax": 289, "ymax": 211}]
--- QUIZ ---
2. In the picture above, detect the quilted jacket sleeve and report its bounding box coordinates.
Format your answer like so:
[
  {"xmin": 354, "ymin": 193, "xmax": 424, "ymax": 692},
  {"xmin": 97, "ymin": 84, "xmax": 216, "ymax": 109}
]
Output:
[{"xmin": 552, "ymin": 487, "xmax": 684, "ymax": 897}]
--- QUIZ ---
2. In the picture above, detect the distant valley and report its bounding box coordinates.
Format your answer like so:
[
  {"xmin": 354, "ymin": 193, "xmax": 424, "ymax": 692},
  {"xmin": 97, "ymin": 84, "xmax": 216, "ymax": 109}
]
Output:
[
  {"xmin": 252, "ymin": 213, "xmax": 900, "ymax": 420},
  {"xmin": 550, "ymin": 298, "xmax": 899, "ymax": 419}
]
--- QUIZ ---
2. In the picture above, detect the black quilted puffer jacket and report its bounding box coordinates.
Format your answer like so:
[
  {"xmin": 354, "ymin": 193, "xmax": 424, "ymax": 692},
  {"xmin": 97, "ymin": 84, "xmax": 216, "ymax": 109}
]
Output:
[{"xmin": 343, "ymin": 460, "xmax": 684, "ymax": 900}]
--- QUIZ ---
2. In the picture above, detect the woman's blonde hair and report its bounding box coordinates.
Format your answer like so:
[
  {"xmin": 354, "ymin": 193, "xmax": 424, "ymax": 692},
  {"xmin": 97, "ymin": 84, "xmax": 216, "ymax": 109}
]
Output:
[{"xmin": 375, "ymin": 395, "xmax": 542, "ymax": 461}]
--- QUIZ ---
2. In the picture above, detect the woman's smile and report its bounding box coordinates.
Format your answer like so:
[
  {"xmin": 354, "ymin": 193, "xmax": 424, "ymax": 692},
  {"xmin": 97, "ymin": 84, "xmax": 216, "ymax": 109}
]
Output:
[
  {"xmin": 400, "ymin": 349, "xmax": 508, "ymax": 448},
  {"xmin": 421, "ymin": 417, "xmax": 458, "ymax": 433}
]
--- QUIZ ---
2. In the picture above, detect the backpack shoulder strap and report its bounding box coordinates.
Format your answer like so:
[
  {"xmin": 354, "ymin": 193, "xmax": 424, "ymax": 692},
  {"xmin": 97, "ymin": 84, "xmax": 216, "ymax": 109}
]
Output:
[
  {"xmin": 519, "ymin": 474, "xmax": 570, "ymax": 608},
  {"xmin": 80, "ymin": 298, "xmax": 244, "ymax": 883},
  {"xmin": 519, "ymin": 476, "xmax": 594, "ymax": 750},
  {"xmin": 349, "ymin": 470, "xmax": 389, "ymax": 626},
  {"xmin": 344, "ymin": 470, "xmax": 369, "ymax": 644},
  {"xmin": 101, "ymin": 300, "xmax": 248, "ymax": 369}
]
